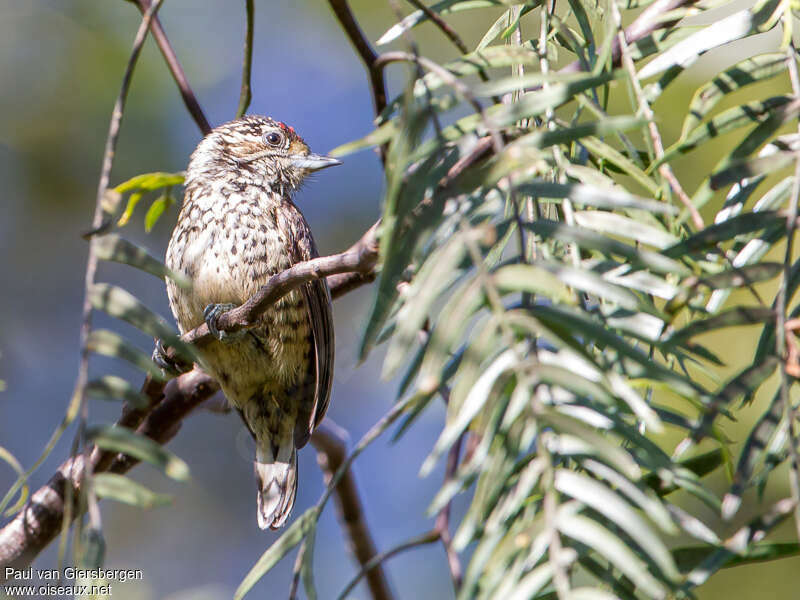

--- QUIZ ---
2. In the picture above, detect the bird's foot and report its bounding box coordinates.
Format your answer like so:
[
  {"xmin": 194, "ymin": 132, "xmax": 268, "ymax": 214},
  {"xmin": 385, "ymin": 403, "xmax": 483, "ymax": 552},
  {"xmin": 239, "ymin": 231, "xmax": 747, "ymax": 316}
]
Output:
[
  {"xmin": 151, "ymin": 339, "xmax": 190, "ymax": 376},
  {"xmin": 203, "ymin": 303, "xmax": 241, "ymax": 342}
]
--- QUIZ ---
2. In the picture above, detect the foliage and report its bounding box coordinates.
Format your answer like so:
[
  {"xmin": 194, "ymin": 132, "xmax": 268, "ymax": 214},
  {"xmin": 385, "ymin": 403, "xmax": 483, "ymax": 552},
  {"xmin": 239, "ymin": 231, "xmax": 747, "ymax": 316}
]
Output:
[
  {"xmin": 6, "ymin": 0, "xmax": 800, "ymax": 598},
  {"xmin": 269, "ymin": 0, "xmax": 800, "ymax": 598}
]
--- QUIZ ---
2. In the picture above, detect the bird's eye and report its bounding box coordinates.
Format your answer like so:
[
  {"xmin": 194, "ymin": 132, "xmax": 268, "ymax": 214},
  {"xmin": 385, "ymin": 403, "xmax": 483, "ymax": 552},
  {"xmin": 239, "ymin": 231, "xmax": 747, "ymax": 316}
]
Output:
[{"xmin": 264, "ymin": 131, "xmax": 283, "ymax": 147}]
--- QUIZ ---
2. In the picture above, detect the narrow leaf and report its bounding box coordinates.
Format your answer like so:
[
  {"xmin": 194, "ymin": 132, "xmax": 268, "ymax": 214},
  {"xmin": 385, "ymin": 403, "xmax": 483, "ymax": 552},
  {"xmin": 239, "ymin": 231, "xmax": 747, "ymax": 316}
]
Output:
[
  {"xmin": 87, "ymin": 425, "xmax": 190, "ymax": 481},
  {"xmin": 93, "ymin": 473, "xmax": 171, "ymax": 508}
]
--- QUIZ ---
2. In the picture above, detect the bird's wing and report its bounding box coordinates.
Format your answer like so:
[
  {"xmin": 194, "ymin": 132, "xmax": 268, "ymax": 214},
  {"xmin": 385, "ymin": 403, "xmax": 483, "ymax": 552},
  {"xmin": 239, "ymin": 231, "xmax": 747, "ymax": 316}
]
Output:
[
  {"xmin": 289, "ymin": 209, "xmax": 334, "ymax": 449},
  {"xmin": 301, "ymin": 278, "xmax": 334, "ymax": 436}
]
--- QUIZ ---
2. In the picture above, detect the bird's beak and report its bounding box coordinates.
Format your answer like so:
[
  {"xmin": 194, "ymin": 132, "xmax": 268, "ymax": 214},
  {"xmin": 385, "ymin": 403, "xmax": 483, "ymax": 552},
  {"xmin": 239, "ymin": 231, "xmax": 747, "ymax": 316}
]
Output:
[{"xmin": 291, "ymin": 153, "xmax": 342, "ymax": 172}]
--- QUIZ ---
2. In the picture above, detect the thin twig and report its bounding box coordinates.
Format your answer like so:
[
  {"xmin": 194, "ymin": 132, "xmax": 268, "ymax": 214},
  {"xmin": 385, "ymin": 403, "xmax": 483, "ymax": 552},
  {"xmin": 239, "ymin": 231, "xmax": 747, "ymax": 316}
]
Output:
[
  {"xmin": 236, "ymin": 0, "xmax": 255, "ymax": 118},
  {"xmin": 312, "ymin": 422, "xmax": 394, "ymax": 600},
  {"xmin": 0, "ymin": 369, "xmax": 216, "ymax": 578},
  {"xmin": 327, "ymin": 0, "xmax": 387, "ymax": 117},
  {"xmin": 336, "ymin": 530, "xmax": 439, "ymax": 600},
  {"xmin": 388, "ymin": 0, "xmax": 444, "ymax": 139},
  {"xmin": 404, "ymin": 0, "xmax": 469, "ymax": 54},
  {"xmin": 65, "ymin": 0, "xmax": 166, "ymax": 564},
  {"xmin": 610, "ymin": 0, "xmax": 704, "ymax": 229},
  {"xmin": 435, "ymin": 427, "xmax": 464, "ymax": 590},
  {"xmin": 559, "ymin": 0, "xmax": 701, "ymax": 76},
  {"xmin": 132, "ymin": 0, "xmax": 212, "ymax": 135},
  {"xmin": 375, "ymin": 51, "xmax": 504, "ymax": 154}
]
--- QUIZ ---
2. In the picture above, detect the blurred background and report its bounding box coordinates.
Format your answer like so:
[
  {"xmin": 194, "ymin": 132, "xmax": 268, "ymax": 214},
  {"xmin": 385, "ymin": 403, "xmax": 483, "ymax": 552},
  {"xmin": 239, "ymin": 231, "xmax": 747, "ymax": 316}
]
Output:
[{"xmin": 0, "ymin": 1, "xmax": 798, "ymax": 598}]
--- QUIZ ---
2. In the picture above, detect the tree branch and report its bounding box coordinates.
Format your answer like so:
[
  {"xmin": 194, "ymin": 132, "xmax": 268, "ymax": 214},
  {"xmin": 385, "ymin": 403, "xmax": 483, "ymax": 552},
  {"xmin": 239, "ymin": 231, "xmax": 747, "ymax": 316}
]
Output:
[
  {"xmin": 181, "ymin": 221, "xmax": 380, "ymax": 346},
  {"xmin": 132, "ymin": 0, "xmax": 212, "ymax": 135},
  {"xmin": 0, "ymin": 0, "xmax": 392, "ymax": 588},
  {"xmin": 236, "ymin": 0, "xmax": 255, "ymax": 119},
  {"xmin": 0, "ymin": 221, "xmax": 383, "ymax": 579},
  {"xmin": 0, "ymin": 369, "xmax": 216, "ymax": 579},
  {"xmin": 312, "ymin": 422, "xmax": 394, "ymax": 600},
  {"xmin": 327, "ymin": 0, "xmax": 387, "ymax": 117}
]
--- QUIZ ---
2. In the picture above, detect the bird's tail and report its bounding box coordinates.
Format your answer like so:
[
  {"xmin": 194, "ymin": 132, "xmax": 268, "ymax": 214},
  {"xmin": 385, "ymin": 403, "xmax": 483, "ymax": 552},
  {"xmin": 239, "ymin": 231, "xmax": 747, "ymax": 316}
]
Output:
[{"xmin": 254, "ymin": 439, "xmax": 298, "ymax": 530}]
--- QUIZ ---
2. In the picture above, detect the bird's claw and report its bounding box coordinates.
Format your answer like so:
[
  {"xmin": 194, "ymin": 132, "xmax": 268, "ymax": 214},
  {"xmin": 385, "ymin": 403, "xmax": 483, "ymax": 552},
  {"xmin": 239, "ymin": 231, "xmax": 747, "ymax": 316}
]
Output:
[
  {"xmin": 152, "ymin": 339, "xmax": 189, "ymax": 376},
  {"xmin": 204, "ymin": 303, "xmax": 239, "ymax": 342}
]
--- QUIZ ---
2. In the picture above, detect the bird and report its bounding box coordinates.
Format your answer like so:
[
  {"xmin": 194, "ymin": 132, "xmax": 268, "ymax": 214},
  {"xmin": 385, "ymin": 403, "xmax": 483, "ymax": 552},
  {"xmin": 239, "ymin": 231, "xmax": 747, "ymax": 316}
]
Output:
[{"xmin": 164, "ymin": 115, "xmax": 337, "ymax": 529}]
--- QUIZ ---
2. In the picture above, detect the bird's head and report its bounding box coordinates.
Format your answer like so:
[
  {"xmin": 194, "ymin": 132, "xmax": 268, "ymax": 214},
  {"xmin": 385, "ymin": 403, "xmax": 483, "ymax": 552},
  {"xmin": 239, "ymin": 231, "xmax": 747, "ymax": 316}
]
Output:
[{"xmin": 187, "ymin": 115, "xmax": 341, "ymax": 192}]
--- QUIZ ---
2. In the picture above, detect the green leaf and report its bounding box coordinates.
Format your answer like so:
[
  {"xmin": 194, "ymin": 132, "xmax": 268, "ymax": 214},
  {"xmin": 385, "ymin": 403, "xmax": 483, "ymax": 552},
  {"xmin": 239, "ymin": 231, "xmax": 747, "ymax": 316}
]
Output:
[
  {"xmin": 680, "ymin": 53, "xmax": 787, "ymax": 139},
  {"xmin": 710, "ymin": 149, "xmax": 798, "ymax": 190},
  {"xmin": 555, "ymin": 469, "xmax": 680, "ymax": 581},
  {"xmin": 93, "ymin": 234, "xmax": 190, "ymax": 287},
  {"xmin": 568, "ymin": 588, "xmax": 628, "ymax": 600},
  {"xmin": 330, "ymin": 120, "xmax": 397, "ymax": 157},
  {"xmin": 0, "ymin": 446, "xmax": 28, "ymax": 516},
  {"xmin": 117, "ymin": 191, "xmax": 143, "ymax": 227},
  {"xmin": 89, "ymin": 283, "xmax": 194, "ymax": 361},
  {"xmin": 726, "ymin": 390, "xmax": 783, "ymax": 517},
  {"xmin": 699, "ymin": 262, "xmax": 783, "ymax": 290},
  {"xmin": 86, "ymin": 375, "xmax": 149, "ymax": 409},
  {"xmin": 543, "ymin": 411, "xmax": 642, "ymax": 480},
  {"xmin": 518, "ymin": 181, "xmax": 675, "ymax": 214},
  {"xmin": 377, "ymin": 0, "xmax": 520, "ymax": 45},
  {"xmin": 638, "ymin": 9, "xmax": 773, "ymax": 80},
  {"xmin": 79, "ymin": 527, "xmax": 105, "ymax": 570},
  {"xmin": 113, "ymin": 171, "xmax": 185, "ymax": 194},
  {"xmin": 666, "ymin": 307, "xmax": 775, "ymax": 347},
  {"xmin": 144, "ymin": 192, "xmax": 175, "ymax": 232},
  {"xmin": 583, "ymin": 459, "xmax": 675, "ymax": 534},
  {"xmin": 525, "ymin": 220, "xmax": 686, "ymax": 275},
  {"xmin": 383, "ymin": 226, "xmax": 473, "ymax": 379},
  {"xmin": 579, "ymin": 135, "xmax": 660, "ymax": 195},
  {"xmin": 234, "ymin": 508, "xmax": 318, "ymax": 600},
  {"xmin": 573, "ymin": 211, "xmax": 678, "ymax": 249},
  {"xmin": 86, "ymin": 329, "xmax": 164, "ymax": 379},
  {"xmin": 530, "ymin": 305, "xmax": 701, "ymax": 399},
  {"xmin": 540, "ymin": 261, "xmax": 663, "ymax": 315},
  {"xmin": 477, "ymin": 6, "xmax": 538, "ymax": 49},
  {"xmin": 494, "ymin": 263, "xmax": 575, "ymax": 304},
  {"xmin": 300, "ymin": 528, "xmax": 317, "ymax": 600},
  {"xmin": 557, "ymin": 512, "xmax": 668, "ymax": 599},
  {"xmin": 687, "ymin": 498, "xmax": 794, "ymax": 586},
  {"xmin": 661, "ymin": 96, "xmax": 793, "ymax": 166},
  {"xmin": 663, "ymin": 211, "xmax": 785, "ymax": 257},
  {"xmin": 510, "ymin": 116, "xmax": 644, "ymax": 155},
  {"xmin": 674, "ymin": 542, "xmax": 800, "ymax": 572},
  {"xmin": 421, "ymin": 346, "xmax": 518, "ymax": 476},
  {"xmin": 87, "ymin": 425, "xmax": 190, "ymax": 481},
  {"xmin": 93, "ymin": 473, "xmax": 171, "ymax": 508}
]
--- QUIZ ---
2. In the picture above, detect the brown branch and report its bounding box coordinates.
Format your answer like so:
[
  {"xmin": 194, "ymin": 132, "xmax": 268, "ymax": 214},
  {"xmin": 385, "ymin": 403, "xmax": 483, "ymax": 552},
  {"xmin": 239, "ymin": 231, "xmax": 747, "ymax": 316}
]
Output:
[
  {"xmin": 404, "ymin": 0, "xmax": 469, "ymax": 55},
  {"xmin": 435, "ymin": 431, "xmax": 464, "ymax": 591},
  {"xmin": 236, "ymin": 0, "xmax": 255, "ymax": 118},
  {"xmin": 181, "ymin": 221, "xmax": 380, "ymax": 346},
  {"xmin": 0, "ymin": 369, "xmax": 217, "ymax": 580},
  {"xmin": 0, "ymin": 222, "xmax": 383, "ymax": 579},
  {"xmin": 67, "ymin": 0, "xmax": 167, "ymax": 545},
  {"xmin": 0, "ymin": 0, "xmax": 394, "ymax": 586},
  {"xmin": 327, "ymin": 0, "xmax": 387, "ymax": 117},
  {"xmin": 609, "ymin": 0, "xmax": 704, "ymax": 230},
  {"xmin": 133, "ymin": 0, "xmax": 212, "ymax": 135},
  {"xmin": 312, "ymin": 422, "xmax": 394, "ymax": 600},
  {"xmin": 337, "ymin": 530, "xmax": 439, "ymax": 600}
]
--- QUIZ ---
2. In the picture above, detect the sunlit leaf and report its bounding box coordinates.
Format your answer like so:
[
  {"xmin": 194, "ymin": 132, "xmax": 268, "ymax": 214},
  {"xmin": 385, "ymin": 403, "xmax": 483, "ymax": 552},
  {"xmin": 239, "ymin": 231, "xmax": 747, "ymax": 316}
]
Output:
[
  {"xmin": 86, "ymin": 375, "xmax": 149, "ymax": 409},
  {"xmin": 93, "ymin": 234, "xmax": 190, "ymax": 287},
  {"xmin": 87, "ymin": 425, "xmax": 189, "ymax": 481},
  {"xmin": 93, "ymin": 473, "xmax": 171, "ymax": 509}
]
